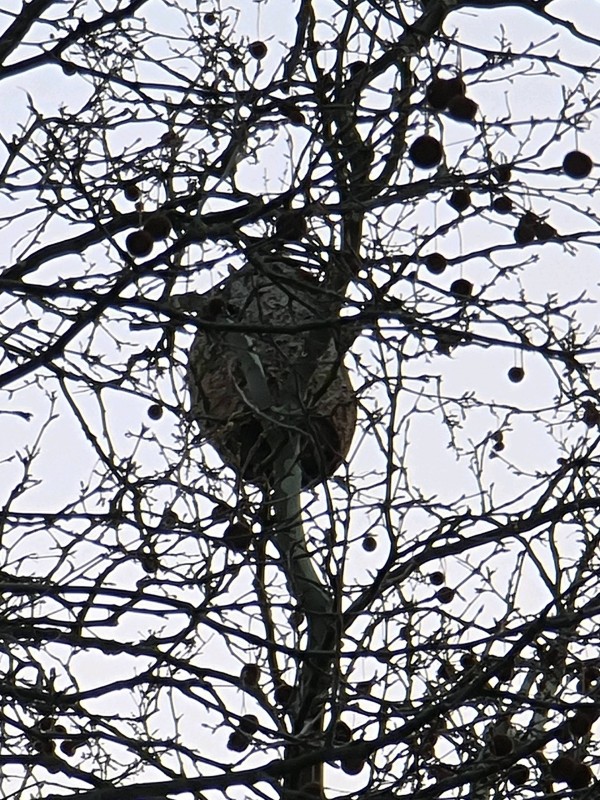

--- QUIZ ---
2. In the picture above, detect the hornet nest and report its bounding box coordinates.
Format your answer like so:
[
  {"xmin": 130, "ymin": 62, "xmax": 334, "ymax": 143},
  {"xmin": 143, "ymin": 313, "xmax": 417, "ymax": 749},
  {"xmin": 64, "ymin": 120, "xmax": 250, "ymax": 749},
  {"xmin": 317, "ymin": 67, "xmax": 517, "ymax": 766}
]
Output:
[{"xmin": 174, "ymin": 261, "xmax": 356, "ymax": 488}]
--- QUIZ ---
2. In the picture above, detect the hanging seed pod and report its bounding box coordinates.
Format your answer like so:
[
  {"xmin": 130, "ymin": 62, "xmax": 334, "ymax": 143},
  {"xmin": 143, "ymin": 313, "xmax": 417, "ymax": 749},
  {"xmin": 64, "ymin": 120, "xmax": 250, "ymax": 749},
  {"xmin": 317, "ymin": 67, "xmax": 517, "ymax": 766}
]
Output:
[
  {"xmin": 227, "ymin": 730, "xmax": 250, "ymax": 752},
  {"xmin": 222, "ymin": 522, "xmax": 253, "ymax": 551},
  {"xmin": 362, "ymin": 535, "xmax": 377, "ymax": 551},
  {"xmin": 126, "ymin": 230, "xmax": 154, "ymax": 258},
  {"xmin": 123, "ymin": 182, "xmax": 141, "ymax": 201},
  {"xmin": 274, "ymin": 682, "xmax": 294, "ymax": 706},
  {"xmin": 563, "ymin": 150, "xmax": 593, "ymax": 179},
  {"xmin": 147, "ymin": 404, "xmax": 163, "ymax": 420},
  {"xmin": 340, "ymin": 757, "xmax": 365, "ymax": 775},
  {"xmin": 333, "ymin": 720, "xmax": 352, "ymax": 745},
  {"xmin": 424, "ymin": 252, "xmax": 447, "ymax": 274},
  {"xmin": 450, "ymin": 278, "xmax": 473, "ymax": 299},
  {"xmin": 448, "ymin": 188, "xmax": 471, "ymax": 212},
  {"xmin": 567, "ymin": 762, "xmax": 593, "ymax": 789},
  {"xmin": 493, "ymin": 164, "xmax": 512, "ymax": 183},
  {"xmin": 248, "ymin": 41, "xmax": 268, "ymax": 60},
  {"xmin": 534, "ymin": 220, "xmax": 557, "ymax": 241},
  {"xmin": 436, "ymin": 586, "xmax": 455, "ymax": 604},
  {"xmin": 144, "ymin": 214, "xmax": 172, "ymax": 241},
  {"xmin": 238, "ymin": 714, "xmax": 259, "ymax": 736},
  {"xmin": 514, "ymin": 213, "xmax": 537, "ymax": 244},
  {"xmin": 409, "ymin": 135, "xmax": 443, "ymax": 169},
  {"xmin": 240, "ymin": 664, "xmax": 261, "ymax": 687},
  {"xmin": 507, "ymin": 764, "xmax": 529, "ymax": 786},
  {"xmin": 492, "ymin": 196, "xmax": 513, "ymax": 214},
  {"xmin": 426, "ymin": 76, "xmax": 465, "ymax": 110},
  {"xmin": 447, "ymin": 95, "xmax": 478, "ymax": 122}
]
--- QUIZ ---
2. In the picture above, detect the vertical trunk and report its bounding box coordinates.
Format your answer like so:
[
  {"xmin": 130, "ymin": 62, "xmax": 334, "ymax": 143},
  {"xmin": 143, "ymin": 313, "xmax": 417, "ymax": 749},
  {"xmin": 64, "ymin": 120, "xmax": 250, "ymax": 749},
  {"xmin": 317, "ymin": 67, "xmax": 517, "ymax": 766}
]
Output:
[{"xmin": 271, "ymin": 440, "xmax": 334, "ymax": 800}]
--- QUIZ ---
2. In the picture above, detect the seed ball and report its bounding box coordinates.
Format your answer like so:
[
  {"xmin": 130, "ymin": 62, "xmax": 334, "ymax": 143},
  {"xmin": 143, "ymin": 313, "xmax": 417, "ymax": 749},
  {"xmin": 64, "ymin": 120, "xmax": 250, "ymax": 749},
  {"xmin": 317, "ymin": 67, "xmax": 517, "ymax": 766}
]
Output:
[
  {"xmin": 143, "ymin": 214, "xmax": 172, "ymax": 241},
  {"xmin": 426, "ymin": 76, "xmax": 465, "ymax": 110},
  {"xmin": 123, "ymin": 183, "xmax": 141, "ymax": 202},
  {"xmin": 568, "ymin": 704, "xmax": 598, "ymax": 736},
  {"xmin": 223, "ymin": 522, "xmax": 253, "ymax": 552},
  {"xmin": 362, "ymin": 535, "xmax": 377, "ymax": 552},
  {"xmin": 275, "ymin": 210, "xmax": 306, "ymax": 241},
  {"xmin": 514, "ymin": 216, "xmax": 536, "ymax": 244},
  {"xmin": 240, "ymin": 664, "xmax": 261, "ymax": 687},
  {"xmin": 60, "ymin": 740, "xmax": 77, "ymax": 757},
  {"xmin": 62, "ymin": 62, "xmax": 77, "ymax": 76},
  {"xmin": 203, "ymin": 12, "xmax": 217, "ymax": 25},
  {"xmin": 493, "ymin": 164, "xmax": 512, "ymax": 184},
  {"xmin": 429, "ymin": 571, "xmax": 445, "ymax": 585},
  {"xmin": 568, "ymin": 710, "xmax": 593, "ymax": 738},
  {"xmin": 521, "ymin": 210, "xmax": 537, "ymax": 224},
  {"xmin": 126, "ymin": 230, "xmax": 154, "ymax": 258},
  {"xmin": 550, "ymin": 755, "xmax": 576, "ymax": 782},
  {"xmin": 567, "ymin": 762, "xmax": 592, "ymax": 789},
  {"xmin": 507, "ymin": 764, "xmax": 529, "ymax": 786},
  {"xmin": 491, "ymin": 430, "xmax": 503, "ymax": 445},
  {"xmin": 447, "ymin": 95, "xmax": 478, "ymax": 122},
  {"xmin": 333, "ymin": 720, "xmax": 352, "ymax": 745},
  {"xmin": 490, "ymin": 431, "xmax": 504, "ymax": 444},
  {"xmin": 449, "ymin": 188, "xmax": 471, "ymax": 212},
  {"xmin": 355, "ymin": 679, "xmax": 374, "ymax": 695},
  {"xmin": 409, "ymin": 135, "xmax": 443, "ymax": 169},
  {"xmin": 39, "ymin": 738, "xmax": 56, "ymax": 755},
  {"xmin": 340, "ymin": 757, "xmax": 365, "ymax": 775},
  {"xmin": 534, "ymin": 220, "xmax": 557, "ymax": 241},
  {"xmin": 248, "ymin": 40, "xmax": 268, "ymax": 60},
  {"xmin": 139, "ymin": 551, "xmax": 159, "ymax": 573},
  {"xmin": 450, "ymin": 278, "xmax": 473, "ymax": 298},
  {"xmin": 147, "ymin": 404, "xmax": 163, "ymax": 420},
  {"xmin": 239, "ymin": 714, "xmax": 259, "ymax": 735},
  {"xmin": 492, "ymin": 196, "xmax": 513, "ymax": 214},
  {"xmin": 460, "ymin": 652, "xmax": 477, "ymax": 669},
  {"xmin": 274, "ymin": 682, "xmax": 293, "ymax": 706},
  {"xmin": 227, "ymin": 730, "xmax": 250, "ymax": 752},
  {"xmin": 508, "ymin": 366, "xmax": 525, "ymax": 383},
  {"xmin": 289, "ymin": 609, "xmax": 304, "ymax": 626},
  {"xmin": 436, "ymin": 586, "xmax": 454, "ymax": 604},
  {"xmin": 563, "ymin": 150, "xmax": 592, "ymax": 179},
  {"xmin": 425, "ymin": 252, "xmax": 447, "ymax": 274}
]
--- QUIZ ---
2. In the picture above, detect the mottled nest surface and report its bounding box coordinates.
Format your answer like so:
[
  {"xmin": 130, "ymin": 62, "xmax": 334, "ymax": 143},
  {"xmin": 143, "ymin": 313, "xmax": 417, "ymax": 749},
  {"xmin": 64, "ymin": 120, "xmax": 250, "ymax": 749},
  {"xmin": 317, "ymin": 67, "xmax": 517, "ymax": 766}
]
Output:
[{"xmin": 177, "ymin": 261, "xmax": 357, "ymax": 488}]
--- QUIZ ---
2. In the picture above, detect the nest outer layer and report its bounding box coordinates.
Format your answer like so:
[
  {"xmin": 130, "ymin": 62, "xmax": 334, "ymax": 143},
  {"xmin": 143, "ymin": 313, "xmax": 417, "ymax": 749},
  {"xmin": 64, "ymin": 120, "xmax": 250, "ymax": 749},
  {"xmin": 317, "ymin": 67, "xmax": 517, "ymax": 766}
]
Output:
[{"xmin": 184, "ymin": 261, "xmax": 357, "ymax": 488}]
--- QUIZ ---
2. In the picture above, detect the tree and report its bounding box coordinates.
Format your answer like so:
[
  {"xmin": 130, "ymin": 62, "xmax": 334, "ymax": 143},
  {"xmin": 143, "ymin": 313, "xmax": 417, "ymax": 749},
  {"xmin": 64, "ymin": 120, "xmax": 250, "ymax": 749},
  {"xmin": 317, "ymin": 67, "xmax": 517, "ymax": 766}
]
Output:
[{"xmin": 1, "ymin": 1, "xmax": 600, "ymax": 798}]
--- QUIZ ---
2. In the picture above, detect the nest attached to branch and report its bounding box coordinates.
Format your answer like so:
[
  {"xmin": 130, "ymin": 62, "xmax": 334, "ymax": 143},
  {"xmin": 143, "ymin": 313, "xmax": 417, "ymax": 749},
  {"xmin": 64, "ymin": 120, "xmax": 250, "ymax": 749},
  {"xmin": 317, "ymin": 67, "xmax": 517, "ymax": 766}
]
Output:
[{"xmin": 179, "ymin": 261, "xmax": 357, "ymax": 488}]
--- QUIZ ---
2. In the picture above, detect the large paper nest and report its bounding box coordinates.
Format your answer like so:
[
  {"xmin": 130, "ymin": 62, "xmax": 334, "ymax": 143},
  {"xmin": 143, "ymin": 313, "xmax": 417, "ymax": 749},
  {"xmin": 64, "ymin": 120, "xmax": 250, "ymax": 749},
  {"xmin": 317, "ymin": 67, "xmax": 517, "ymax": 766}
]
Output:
[{"xmin": 178, "ymin": 261, "xmax": 356, "ymax": 488}]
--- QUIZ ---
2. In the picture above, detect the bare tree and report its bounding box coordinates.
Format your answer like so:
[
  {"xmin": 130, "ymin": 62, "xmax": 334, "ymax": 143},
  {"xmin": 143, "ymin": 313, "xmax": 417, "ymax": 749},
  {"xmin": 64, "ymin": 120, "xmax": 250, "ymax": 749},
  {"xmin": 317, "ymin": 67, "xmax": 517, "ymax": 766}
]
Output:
[{"xmin": 1, "ymin": 1, "xmax": 600, "ymax": 799}]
